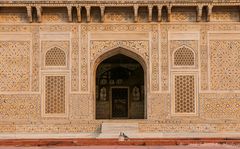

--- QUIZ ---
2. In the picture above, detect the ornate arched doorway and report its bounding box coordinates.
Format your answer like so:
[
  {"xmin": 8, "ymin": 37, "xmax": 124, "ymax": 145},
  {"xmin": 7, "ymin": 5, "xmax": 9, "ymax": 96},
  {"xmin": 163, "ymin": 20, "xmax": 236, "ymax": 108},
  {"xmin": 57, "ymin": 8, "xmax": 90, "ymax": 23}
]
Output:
[{"xmin": 95, "ymin": 53, "xmax": 145, "ymax": 119}]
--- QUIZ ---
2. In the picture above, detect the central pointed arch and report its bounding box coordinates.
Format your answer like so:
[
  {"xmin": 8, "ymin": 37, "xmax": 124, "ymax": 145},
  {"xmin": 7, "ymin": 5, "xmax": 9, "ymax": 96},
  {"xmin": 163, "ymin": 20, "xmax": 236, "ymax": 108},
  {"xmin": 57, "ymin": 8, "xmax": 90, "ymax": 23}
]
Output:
[{"xmin": 92, "ymin": 47, "xmax": 148, "ymax": 119}]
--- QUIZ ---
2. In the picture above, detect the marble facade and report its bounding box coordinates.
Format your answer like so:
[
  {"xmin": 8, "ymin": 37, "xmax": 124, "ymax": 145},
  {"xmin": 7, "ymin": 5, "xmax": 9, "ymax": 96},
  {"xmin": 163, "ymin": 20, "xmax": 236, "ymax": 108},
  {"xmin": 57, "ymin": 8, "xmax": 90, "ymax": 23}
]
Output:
[{"xmin": 0, "ymin": 0, "xmax": 240, "ymax": 138}]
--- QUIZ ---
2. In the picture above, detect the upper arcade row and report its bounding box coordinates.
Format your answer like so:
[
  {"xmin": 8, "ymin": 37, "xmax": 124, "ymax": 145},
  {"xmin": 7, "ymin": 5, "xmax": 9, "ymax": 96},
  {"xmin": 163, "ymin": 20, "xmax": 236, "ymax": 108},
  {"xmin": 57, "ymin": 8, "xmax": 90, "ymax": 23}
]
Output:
[{"xmin": 0, "ymin": 0, "xmax": 240, "ymax": 23}]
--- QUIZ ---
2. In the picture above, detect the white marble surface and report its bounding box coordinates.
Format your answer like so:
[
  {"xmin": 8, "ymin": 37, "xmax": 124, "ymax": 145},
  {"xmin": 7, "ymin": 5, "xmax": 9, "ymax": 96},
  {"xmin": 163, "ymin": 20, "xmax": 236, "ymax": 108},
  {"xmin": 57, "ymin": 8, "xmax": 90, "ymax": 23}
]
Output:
[{"xmin": 101, "ymin": 123, "xmax": 139, "ymax": 133}]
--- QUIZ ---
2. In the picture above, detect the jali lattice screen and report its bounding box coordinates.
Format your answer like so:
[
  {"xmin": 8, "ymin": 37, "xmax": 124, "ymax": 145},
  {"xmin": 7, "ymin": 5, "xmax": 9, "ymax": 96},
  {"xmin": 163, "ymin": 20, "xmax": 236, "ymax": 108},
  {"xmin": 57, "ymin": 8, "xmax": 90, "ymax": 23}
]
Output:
[
  {"xmin": 174, "ymin": 75, "xmax": 195, "ymax": 113},
  {"xmin": 174, "ymin": 47, "xmax": 194, "ymax": 66},
  {"xmin": 45, "ymin": 76, "xmax": 65, "ymax": 114},
  {"xmin": 45, "ymin": 47, "xmax": 66, "ymax": 66}
]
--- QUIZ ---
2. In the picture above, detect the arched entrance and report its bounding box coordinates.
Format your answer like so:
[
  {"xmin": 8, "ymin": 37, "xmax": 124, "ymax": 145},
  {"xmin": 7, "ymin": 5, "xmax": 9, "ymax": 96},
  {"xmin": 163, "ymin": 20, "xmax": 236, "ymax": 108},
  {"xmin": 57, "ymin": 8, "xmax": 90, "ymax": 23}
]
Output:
[{"xmin": 95, "ymin": 53, "xmax": 145, "ymax": 119}]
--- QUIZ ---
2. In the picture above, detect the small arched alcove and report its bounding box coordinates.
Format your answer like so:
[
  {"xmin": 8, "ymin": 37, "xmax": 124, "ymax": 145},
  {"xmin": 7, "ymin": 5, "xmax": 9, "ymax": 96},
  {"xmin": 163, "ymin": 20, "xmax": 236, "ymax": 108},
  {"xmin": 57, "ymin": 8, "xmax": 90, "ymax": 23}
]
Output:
[{"xmin": 95, "ymin": 48, "xmax": 146, "ymax": 119}]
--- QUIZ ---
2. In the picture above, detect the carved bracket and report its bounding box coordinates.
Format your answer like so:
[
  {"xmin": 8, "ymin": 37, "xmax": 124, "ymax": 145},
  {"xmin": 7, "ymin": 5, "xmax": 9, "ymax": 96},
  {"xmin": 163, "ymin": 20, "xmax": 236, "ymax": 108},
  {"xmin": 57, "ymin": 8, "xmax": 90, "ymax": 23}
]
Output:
[
  {"xmin": 167, "ymin": 5, "xmax": 172, "ymax": 22},
  {"xmin": 133, "ymin": 5, "xmax": 139, "ymax": 23},
  {"xmin": 157, "ymin": 5, "xmax": 163, "ymax": 22},
  {"xmin": 197, "ymin": 5, "xmax": 203, "ymax": 22},
  {"xmin": 36, "ymin": 6, "xmax": 42, "ymax": 23},
  {"xmin": 67, "ymin": 6, "xmax": 72, "ymax": 22},
  {"xmin": 85, "ymin": 6, "xmax": 91, "ymax": 23},
  {"xmin": 77, "ymin": 6, "xmax": 82, "ymax": 23},
  {"xmin": 100, "ymin": 6, "xmax": 105, "ymax": 22},
  {"xmin": 239, "ymin": 6, "xmax": 240, "ymax": 22},
  {"xmin": 148, "ymin": 5, "xmax": 153, "ymax": 22},
  {"xmin": 207, "ymin": 5, "xmax": 213, "ymax": 22},
  {"xmin": 26, "ymin": 6, "xmax": 32, "ymax": 23}
]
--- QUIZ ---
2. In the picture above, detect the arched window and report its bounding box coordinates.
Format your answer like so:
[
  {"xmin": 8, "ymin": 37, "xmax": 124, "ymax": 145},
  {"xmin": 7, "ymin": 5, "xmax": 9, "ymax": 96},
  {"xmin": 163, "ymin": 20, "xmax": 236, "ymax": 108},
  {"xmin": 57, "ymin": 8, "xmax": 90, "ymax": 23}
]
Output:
[
  {"xmin": 45, "ymin": 47, "xmax": 66, "ymax": 66},
  {"xmin": 173, "ymin": 46, "xmax": 195, "ymax": 66}
]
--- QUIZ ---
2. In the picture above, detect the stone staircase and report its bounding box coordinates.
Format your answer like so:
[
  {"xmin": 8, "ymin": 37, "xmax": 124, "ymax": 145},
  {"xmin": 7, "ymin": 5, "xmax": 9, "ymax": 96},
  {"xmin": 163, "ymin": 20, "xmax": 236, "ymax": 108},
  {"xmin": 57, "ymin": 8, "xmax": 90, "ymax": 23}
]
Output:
[{"xmin": 97, "ymin": 122, "xmax": 139, "ymax": 138}]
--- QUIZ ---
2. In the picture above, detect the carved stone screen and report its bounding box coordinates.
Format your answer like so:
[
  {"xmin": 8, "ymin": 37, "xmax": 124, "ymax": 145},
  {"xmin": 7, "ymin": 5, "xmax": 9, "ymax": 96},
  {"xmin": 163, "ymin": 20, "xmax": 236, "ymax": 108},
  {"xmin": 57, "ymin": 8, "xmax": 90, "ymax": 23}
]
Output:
[
  {"xmin": 174, "ymin": 46, "xmax": 194, "ymax": 66},
  {"xmin": 45, "ymin": 47, "xmax": 66, "ymax": 66},
  {"xmin": 45, "ymin": 76, "xmax": 65, "ymax": 114},
  {"xmin": 174, "ymin": 75, "xmax": 195, "ymax": 113}
]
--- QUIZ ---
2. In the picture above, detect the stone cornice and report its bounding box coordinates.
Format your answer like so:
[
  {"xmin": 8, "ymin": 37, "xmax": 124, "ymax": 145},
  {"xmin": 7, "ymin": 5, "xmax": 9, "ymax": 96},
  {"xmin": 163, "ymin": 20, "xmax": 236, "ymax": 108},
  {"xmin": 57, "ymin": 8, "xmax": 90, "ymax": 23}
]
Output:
[
  {"xmin": 1, "ymin": 0, "xmax": 240, "ymax": 23},
  {"xmin": 0, "ymin": 0, "xmax": 240, "ymax": 6}
]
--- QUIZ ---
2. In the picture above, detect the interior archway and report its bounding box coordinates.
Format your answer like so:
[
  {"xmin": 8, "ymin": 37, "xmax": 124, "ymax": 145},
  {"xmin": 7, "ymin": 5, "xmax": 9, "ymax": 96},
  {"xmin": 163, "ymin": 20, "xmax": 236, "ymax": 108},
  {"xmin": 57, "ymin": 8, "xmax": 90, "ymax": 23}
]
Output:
[{"xmin": 95, "ymin": 54, "xmax": 145, "ymax": 119}]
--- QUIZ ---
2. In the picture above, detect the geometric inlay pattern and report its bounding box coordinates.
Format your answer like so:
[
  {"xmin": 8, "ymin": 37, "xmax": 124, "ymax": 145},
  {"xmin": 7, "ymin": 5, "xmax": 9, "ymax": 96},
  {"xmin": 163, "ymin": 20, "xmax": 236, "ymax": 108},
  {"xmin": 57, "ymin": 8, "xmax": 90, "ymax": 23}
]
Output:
[
  {"xmin": 171, "ymin": 8, "xmax": 196, "ymax": 22},
  {"xmin": 32, "ymin": 26, "xmax": 40, "ymax": 92},
  {"xmin": 81, "ymin": 24, "xmax": 159, "ymax": 92},
  {"xmin": 45, "ymin": 47, "xmax": 66, "ymax": 66},
  {"xmin": 42, "ymin": 10, "xmax": 68, "ymax": 23},
  {"xmin": 212, "ymin": 9, "xmax": 239, "ymax": 22},
  {"xmin": 45, "ymin": 76, "xmax": 65, "ymax": 114},
  {"xmin": 70, "ymin": 94, "xmax": 90, "ymax": 119},
  {"xmin": 174, "ymin": 46, "xmax": 194, "ymax": 66},
  {"xmin": 210, "ymin": 40, "xmax": 240, "ymax": 90},
  {"xmin": 71, "ymin": 26, "xmax": 80, "ymax": 92},
  {"xmin": 90, "ymin": 40, "xmax": 149, "ymax": 62},
  {"xmin": 174, "ymin": 75, "xmax": 195, "ymax": 113},
  {"xmin": 201, "ymin": 93, "xmax": 240, "ymax": 119},
  {"xmin": 0, "ymin": 13, "xmax": 28, "ymax": 23},
  {"xmin": 0, "ymin": 41, "xmax": 30, "ymax": 91},
  {"xmin": 0, "ymin": 94, "xmax": 40, "ymax": 120}
]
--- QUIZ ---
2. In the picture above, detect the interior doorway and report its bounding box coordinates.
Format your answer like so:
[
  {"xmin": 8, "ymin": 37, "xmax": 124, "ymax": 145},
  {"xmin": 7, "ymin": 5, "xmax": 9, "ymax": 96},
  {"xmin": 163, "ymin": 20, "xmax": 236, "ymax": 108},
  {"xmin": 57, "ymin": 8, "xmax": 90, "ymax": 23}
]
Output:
[
  {"xmin": 111, "ymin": 87, "xmax": 129, "ymax": 118},
  {"xmin": 95, "ymin": 53, "xmax": 145, "ymax": 119}
]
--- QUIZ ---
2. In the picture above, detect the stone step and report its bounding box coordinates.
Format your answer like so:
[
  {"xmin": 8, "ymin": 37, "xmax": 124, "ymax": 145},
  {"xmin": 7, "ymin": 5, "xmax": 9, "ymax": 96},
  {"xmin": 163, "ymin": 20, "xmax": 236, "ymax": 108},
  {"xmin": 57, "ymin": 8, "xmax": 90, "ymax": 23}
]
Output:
[
  {"xmin": 98, "ymin": 122, "xmax": 139, "ymax": 138},
  {"xmin": 101, "ymin": 122, "xmax": 139, "ymax": 133}
]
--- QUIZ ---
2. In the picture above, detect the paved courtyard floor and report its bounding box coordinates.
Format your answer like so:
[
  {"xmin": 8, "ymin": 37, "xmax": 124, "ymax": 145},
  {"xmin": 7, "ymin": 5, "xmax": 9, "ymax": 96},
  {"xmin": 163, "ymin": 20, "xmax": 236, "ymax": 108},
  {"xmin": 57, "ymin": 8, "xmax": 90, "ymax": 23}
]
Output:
[{"xmin": 0, "ymin": 144, "xmax": 239, "ymax": 149}]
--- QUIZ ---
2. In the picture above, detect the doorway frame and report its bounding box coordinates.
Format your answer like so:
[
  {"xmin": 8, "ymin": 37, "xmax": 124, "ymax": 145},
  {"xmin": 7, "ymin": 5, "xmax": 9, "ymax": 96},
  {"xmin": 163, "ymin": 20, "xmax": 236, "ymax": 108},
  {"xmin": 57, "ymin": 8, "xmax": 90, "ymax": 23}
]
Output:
[
  {"xmin": 110, "ymin": 86, "xmax": 130, "ymax": 119},
  {"xmin": 92, "ymin": 47, "xmax": 148, "ymax": 120}
]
